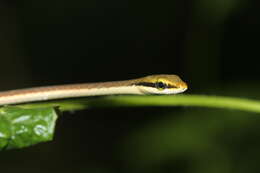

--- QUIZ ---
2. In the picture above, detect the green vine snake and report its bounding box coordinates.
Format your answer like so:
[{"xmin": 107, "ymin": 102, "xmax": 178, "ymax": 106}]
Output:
[{"xmin": 0, "ymin": 74, "xmax": 188, "ymax": 105}]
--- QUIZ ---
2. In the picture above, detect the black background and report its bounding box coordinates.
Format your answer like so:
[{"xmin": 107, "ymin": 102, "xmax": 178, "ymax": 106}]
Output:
[{"xmin": 1, "ymin": 0, "xmax": 260, "ymax": 173}]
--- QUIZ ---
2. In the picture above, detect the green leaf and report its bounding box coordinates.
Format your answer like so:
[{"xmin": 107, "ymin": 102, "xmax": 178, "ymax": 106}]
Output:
[{"xmin": 0, "ymin": 106, "xmax": 58, "ymax": 150}]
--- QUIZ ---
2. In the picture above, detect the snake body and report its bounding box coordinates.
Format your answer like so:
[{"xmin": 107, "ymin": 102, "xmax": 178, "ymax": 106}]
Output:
[{"xmin": 0, "ymin": 74, "xmax": 187, "ymax": 105}]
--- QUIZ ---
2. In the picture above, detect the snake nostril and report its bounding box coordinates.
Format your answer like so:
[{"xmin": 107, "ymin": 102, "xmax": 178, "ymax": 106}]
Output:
[{"xmin": 178, "ymin": 82, "xmax": 188, "ymax": 90}]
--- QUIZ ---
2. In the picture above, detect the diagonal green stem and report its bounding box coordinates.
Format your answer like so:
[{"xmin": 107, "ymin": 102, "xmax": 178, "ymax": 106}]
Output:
[{"xmin": 18, "ymin": 94, "xmax": 260, "ymax": 113}]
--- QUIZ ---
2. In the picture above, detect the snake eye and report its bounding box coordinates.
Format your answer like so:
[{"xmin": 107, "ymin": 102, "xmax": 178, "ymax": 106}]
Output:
[{"xmin": 155, "ymin": 82, "xmax": 167, "ymax": 90}]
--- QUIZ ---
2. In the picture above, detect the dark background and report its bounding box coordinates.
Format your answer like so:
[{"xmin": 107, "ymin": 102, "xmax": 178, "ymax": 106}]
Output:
[{"xmin": 1, "ymin": 0, "xmax": 260, "ymax": 173}]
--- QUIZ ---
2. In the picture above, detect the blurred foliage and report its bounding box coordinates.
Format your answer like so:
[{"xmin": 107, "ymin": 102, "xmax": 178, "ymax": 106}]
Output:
[{"xmin": 122, "ymin": 108, "xmax": 260, "ymax": 173}]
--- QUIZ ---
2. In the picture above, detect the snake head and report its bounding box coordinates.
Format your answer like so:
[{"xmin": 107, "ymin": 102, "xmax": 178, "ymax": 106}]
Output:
[{"xmin": 134, "ymin": 74, "xmax": 188, "ymax": 94}]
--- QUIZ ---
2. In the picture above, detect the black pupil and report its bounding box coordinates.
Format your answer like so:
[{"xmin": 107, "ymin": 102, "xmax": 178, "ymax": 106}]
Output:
[{"xmin": 156, "ymin": 82, "xmax": 166, "ymax": 89}]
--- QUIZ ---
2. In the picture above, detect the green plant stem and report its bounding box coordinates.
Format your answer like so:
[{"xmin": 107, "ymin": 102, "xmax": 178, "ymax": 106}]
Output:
[{"xmin": 18, "ymin": 94, "xmax": 260, "ymax": 114}]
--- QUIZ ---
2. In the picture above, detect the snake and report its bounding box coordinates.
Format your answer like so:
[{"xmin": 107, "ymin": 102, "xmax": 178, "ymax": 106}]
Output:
[{"xmin": 0, "ymin": 74, "xmax": 187, "ymax": 105}]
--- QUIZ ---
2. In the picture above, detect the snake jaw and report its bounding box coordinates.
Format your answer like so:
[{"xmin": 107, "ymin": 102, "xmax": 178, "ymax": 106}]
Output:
[{"xmin": 137, "ymin": 85, "xmax": 187, "ymax": 95}]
